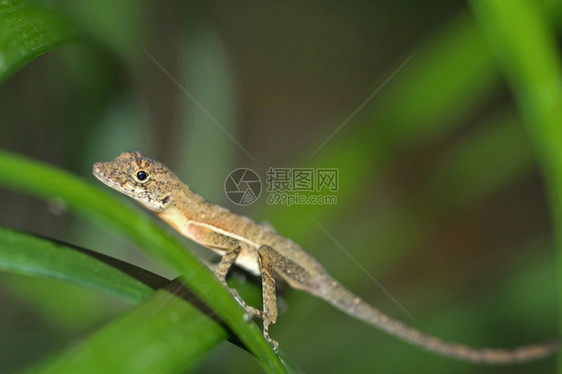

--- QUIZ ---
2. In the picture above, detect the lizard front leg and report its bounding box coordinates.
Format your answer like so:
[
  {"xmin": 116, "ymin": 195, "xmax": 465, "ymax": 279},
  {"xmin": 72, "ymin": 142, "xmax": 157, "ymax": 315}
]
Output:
[
  {"xmin": 212, "ymin": 239, "xmax": 262, "ymax": 321},
  {"xmin": 213, "ymin": 241, "xmax": 241, "ymax": 284}
]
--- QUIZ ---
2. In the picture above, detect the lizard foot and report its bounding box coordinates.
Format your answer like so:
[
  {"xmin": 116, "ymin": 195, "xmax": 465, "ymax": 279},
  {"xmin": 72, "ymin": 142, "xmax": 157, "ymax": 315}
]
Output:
[
  {"xmin": 228, "ymin": 288, "xmax": 261, "ymax": 321},
  {"xmin": 227, "ymin": 287, "xmax": 279, "ymax": 349},
  {"xmin": 263, "ymin": 321, "xmax": 279, "ymax": 350}
]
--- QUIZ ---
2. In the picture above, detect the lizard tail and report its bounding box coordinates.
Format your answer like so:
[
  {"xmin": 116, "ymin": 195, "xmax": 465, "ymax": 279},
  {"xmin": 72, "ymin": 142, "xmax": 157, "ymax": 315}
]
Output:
[{"xmin": 312, "ymin": 278, "xmax": 558, "ymax": 364}]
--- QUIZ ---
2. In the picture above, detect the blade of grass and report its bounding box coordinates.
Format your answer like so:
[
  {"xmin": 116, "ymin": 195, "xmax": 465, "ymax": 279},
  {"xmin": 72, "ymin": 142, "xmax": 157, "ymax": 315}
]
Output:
[
  {"xmin": 0, "ymin": 227, "xmax": 229, "ymax": 373},
  {"xmin": 0, "ymin": 150, "xmax": 286, "ymax": 373},
  {"xmin": 23, "ymin": 290, "xmax": 228, "ymax": 374},
  {"xmin": 469, "ymin": 0, "xmax": 562, "ymax": 371},
  {"xmin": 0, "ymin": 227, "xmax": 153, "ymax": 303},
  {"xmin": 0, "ymin": 0, "xmax": 79, "ymax": 84}
]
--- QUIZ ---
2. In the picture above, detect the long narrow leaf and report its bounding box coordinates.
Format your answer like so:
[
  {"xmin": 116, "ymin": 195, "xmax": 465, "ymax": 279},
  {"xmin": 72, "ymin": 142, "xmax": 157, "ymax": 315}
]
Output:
[
  {"xmin": 0, "ymin": 227, "xmax": 153, "ymax": 303},
  {"xmin": 25, "ymin": 290, "xmax": 228, "ymax": 374},
  {"xmin": 0, "ymin": 228, "xmax": 229, "ymax": 373},
  {"xmin": 470, "ymin": 0, "xmax": 562, "ymax": 371}
]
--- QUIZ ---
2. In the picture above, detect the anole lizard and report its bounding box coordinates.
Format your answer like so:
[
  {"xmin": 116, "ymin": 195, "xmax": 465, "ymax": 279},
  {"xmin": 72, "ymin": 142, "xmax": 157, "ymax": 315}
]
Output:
[{"xmin": 93, "ymin": 151, "xmax": 558, "ymax": 364}]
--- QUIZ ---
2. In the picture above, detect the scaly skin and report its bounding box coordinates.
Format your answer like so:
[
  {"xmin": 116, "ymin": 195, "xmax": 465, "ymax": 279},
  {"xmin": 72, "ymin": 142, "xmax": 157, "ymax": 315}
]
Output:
[{"xmin": 93, "ymin": 151, "xmax": 559, "ymax": 364}]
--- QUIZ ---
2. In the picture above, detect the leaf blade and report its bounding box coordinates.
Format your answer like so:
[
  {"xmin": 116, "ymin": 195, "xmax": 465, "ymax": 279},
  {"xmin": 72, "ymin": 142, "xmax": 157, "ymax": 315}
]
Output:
[
  {"xmin": 0, "ymin": 0, "xmax": 79, "ymax": 84},
  {"xmin": 26, "ymin": 291, "xmax": 228, "ymax": 374},
  {"xmin": 0, "ymin": 227, "xmax": 153, "ymax": 303}
]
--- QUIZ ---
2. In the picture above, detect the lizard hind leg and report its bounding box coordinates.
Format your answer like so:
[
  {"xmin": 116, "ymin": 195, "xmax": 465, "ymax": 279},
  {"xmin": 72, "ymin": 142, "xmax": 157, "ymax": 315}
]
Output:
[
  {"xmin": 212, "ymin": 237, "xmax": 280, "ymax": 350},
  {"xmin": 257, "ymin": 244, "xmax": 280, "ymax": 350}
]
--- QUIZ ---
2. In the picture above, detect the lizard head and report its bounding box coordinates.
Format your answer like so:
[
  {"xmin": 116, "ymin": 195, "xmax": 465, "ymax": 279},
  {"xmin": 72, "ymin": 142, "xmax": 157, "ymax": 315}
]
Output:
[{"xmin": 92, "ymin": 151, "xmax": 182, "ymax": 212}]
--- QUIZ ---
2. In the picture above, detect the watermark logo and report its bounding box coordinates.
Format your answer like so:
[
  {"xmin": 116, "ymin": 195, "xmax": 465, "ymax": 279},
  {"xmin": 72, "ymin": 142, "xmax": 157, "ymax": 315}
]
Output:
[
  {"xmin": 265, "ymin": 167, "xmax": 338, "ymax": 206},
  {"xmin": 266, "ymin": 167, "xmax": 338, "ymax": 192},
  {"xmin": 225, "ymin": 167, "xmax": 338, "ymax": 206},
  {"xmin": 224, "ymin": 168, "xmax": 262, "ymax": 206}
]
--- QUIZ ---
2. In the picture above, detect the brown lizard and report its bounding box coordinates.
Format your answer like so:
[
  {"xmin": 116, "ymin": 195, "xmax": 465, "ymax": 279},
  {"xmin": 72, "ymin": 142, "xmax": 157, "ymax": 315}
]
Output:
[{"xmin": 92, "ymin": 151, "xmax": 558, "ymax": 364}]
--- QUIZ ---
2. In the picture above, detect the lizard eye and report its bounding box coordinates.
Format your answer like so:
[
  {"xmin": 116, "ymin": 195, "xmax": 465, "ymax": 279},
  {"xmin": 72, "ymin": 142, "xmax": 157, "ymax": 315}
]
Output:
[{"xmin": 135, "ymin": 170, "xmax": 149, "ymax": 183}]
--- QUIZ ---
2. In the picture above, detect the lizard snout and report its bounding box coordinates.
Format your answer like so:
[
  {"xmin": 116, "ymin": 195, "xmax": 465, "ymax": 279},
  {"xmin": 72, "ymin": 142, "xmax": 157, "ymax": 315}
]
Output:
[{"xmin": 92, "ymin": 162, "xmax": 105, "ymax": 177}]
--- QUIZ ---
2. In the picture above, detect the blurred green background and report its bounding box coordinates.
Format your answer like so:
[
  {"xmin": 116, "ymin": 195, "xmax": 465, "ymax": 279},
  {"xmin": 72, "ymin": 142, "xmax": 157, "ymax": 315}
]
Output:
[{"xmin": 1, "ymin": 0, "xmax": 562, "ymax": 373}]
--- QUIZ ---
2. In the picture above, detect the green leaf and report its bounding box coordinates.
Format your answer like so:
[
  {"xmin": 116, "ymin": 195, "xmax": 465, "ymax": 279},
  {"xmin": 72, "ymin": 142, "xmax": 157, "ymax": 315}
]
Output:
[
  {"xmin": 0, "ymin": 150, "xmax": 286, "ymax": 373},
  {"xmin": 470, "ymin": 0, "xmax": 562, "ymax": 371},
  {"xmin": 0, "ymin": 226, "xmax": 152, "ymax": 303},
  {"xmin": 0, "ymin": 227, "xmax": 232, "ymax": 373},
  {"xmin": 0, "ymin": 0, "xmax": 79, "ymax": 84},
  {"xmin": 26, "ymin": 290, "xmax": 228, "ymax": 374}
]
